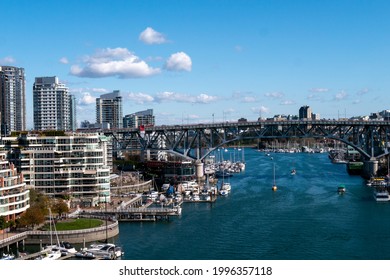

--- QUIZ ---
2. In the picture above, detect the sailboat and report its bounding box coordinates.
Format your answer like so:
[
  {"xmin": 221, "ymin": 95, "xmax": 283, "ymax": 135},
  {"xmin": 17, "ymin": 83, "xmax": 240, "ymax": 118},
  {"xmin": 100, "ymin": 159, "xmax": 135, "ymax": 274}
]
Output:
[
  {"xmin": 272, "ymin": 163, "xmax": 277, "ymax": 191},
  {"xmin": 41, "ymin": 209, "xmax": 62, "ymax": 260},
  {"xmin": 219, "ymin": 170, "xmax": 231, "ymax": 196},
  {"xmin": 83, "ymin": 196, "xmax": 124, "ymax": 259}
]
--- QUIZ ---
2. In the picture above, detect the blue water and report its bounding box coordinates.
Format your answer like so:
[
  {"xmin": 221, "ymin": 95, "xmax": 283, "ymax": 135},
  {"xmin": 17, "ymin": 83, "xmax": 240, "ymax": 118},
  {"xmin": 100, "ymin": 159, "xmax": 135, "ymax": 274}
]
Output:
[{"xmin": 115, "ymin": 149, "xmax": 390, "ymax": 260}]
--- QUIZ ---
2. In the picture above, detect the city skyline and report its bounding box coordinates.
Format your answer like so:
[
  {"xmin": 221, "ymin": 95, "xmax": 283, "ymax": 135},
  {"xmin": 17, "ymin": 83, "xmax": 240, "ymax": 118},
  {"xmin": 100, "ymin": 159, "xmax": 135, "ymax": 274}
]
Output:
[{"xmin": 1, "ymin": 0, "xmax": 390, "ymax": 129}]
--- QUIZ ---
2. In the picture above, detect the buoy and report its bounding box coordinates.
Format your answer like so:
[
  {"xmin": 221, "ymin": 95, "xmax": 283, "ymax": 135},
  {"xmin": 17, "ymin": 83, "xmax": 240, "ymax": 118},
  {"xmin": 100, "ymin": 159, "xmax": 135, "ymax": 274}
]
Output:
[{"xmin": 272, "ymin": 185, "xmax": 277, "ymax": 191}]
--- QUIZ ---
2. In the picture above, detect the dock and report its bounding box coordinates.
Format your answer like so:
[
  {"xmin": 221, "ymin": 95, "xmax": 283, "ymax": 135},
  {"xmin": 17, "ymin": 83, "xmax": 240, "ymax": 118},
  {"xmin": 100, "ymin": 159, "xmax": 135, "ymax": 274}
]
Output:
[{"xmin": 79, "ymin": 206, "xmax": 182, "ymax": 222}]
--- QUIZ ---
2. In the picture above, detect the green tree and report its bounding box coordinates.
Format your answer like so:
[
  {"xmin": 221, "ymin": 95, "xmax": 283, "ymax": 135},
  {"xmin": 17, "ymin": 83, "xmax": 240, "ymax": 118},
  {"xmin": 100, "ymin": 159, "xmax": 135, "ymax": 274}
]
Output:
[
  {"xmin": 0, "ymin": 216, "xmax": 7, "ymax": 230},
  {"xmin": 18, "ymin": 204, "xmax": 46, "ymax": 229},
  {"xmin": 52, "ymin": 199, "xmax": 69, "ymax": 218}
]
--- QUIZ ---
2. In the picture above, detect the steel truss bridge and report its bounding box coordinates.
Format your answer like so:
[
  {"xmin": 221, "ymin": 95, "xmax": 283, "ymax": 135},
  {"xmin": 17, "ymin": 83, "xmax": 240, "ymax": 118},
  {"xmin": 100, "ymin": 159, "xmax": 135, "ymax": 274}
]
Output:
[{"xmin": 100, "ymin": 119, "xmax": 390, "ymax": 162}]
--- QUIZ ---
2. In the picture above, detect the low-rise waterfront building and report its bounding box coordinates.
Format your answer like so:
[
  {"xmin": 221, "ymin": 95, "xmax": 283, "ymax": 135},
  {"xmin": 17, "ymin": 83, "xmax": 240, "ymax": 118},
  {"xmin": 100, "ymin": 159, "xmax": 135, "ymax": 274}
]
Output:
[
  {"xmin": 0, "ymin": 132, "xmax": 112, "ymax": 207},
  {"xmin": 0, "ymin": 152, "xmax": 29, "ymax": 222}
]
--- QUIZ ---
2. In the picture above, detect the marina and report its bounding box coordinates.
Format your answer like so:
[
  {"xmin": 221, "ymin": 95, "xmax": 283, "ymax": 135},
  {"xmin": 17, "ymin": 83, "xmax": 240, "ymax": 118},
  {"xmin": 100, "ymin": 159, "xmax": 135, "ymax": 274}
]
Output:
[
  {"xmin": 2, "ymin": 148, "xmax": 390, "ymax": 260},
  {"xmin": 113, "ymin": 149, "xmax": 390, "ymax": 260}
]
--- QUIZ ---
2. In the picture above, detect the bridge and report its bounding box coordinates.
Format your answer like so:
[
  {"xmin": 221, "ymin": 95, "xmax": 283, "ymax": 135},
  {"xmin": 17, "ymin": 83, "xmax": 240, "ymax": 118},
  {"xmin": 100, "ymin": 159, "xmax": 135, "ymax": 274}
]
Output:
[{"xmin": 99, "ymin": 119, "xmax": 390, "ymax": 159}]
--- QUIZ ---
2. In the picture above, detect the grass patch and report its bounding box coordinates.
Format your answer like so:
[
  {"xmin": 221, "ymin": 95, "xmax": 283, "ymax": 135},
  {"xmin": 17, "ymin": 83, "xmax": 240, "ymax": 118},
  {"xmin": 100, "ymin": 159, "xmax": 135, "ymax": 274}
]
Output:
[{"xmin": 42, "ymin": 218, "xmax": 104, "ymax": 231}]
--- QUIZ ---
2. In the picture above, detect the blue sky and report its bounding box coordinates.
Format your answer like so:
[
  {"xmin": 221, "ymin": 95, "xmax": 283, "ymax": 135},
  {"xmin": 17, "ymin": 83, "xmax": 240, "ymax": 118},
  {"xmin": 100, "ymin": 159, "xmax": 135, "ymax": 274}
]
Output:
[{"xmin": 2, "ymin": 0, "xmax": 389, "ymax": 128}]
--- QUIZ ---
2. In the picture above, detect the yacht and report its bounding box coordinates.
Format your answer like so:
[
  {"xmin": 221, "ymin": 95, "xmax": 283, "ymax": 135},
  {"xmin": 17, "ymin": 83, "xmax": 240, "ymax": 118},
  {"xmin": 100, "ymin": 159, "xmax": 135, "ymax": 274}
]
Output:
[
  {"xmin": 86, "ymin": 243, "xmax": 123, "ymax": 259},
  {"xmin": 219, "ymin": 182, "xmax": 231, "ymax": 196},
  {"xmin": 374, "ymin": 189, "xmax": 390, "ymax": 202}
]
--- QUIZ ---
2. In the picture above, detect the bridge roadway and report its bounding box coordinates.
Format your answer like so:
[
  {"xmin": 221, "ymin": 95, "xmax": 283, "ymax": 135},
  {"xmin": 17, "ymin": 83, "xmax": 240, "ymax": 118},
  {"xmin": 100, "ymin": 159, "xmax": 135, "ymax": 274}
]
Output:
[{"xmin": 89, "ymin": 119, "xmax": 390, "ymax": 161}]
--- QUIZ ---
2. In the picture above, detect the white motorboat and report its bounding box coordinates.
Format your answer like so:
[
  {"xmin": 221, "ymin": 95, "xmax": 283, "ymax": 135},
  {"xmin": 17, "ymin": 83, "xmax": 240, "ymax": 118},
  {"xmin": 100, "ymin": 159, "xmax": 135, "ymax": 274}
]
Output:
[
  {"xmin": 374, "ymin": 190, "xmax": 390, "ymax": 202},
  {"xmin": 87, "ymin": 243, "xmax": 123, "ymax": 259},
  {"xmin": 337, "ymin": 184, "xmax": 346, "ymax": 194},
  {"xmin": 291, "ymin": 169, "xmax": 296, "ymax": 175},
  {"xmin": 1, "ymin": 253, "xmax": 15, "ymax": 260}
]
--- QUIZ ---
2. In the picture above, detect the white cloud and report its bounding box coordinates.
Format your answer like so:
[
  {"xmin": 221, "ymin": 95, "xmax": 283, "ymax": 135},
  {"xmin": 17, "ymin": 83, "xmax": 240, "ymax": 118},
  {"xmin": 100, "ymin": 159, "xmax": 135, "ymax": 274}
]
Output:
[
  {"xmin": 127, "ymin": 92, "xmax": 155, "ymax": 104},
  {"xmin": 0, "ymin": 56, "xmax": 15, "ymax": 64},
  {"xmin": 356, "ymin": 88, "xmax": 369, "ymax": 95},
  {"xmin": 91, "ymin": 88, "xmax": 109, "ymax": 93},
  {"xmin": 70, "ymin": 47, "xmax": 161, "ymax": 78},
  {"xmin": 280, "ymin": 100, "xmax": 295, "ymax": 105},
  {"xmin": 59, "ymin": 57, "xmax": 69, "ymax": 64},
  {"xmin": 309, "ymin": 88, "xmax": 329, "ymax": 93},
  {"xmin": 188, "ymin": 114, "xmax": 200, "ymax": 120},
  {"xmin": 242, "ymin": 96, "xmax": 256, "ymax": 103},
  {"xmin": 334, "ymin": 90, "xmax": 348, "ymax": 101},
  {"xmin": 251, "ymin": 106, "xmax": 270, "ymax": 114},
  {"xmin": 139, "ymin": 27, "xmax": 168, "ymax": 45},
  {"xmin": 196, "ymin": 93, "xmax": 218, "ymax": 103},
  {"xmin": 78, "ymin": 92, "xmax": 96, "ymax": 106},
  {"xmin": 164, "ymin": 52, "xmax": 192, "ymax": 72},
  {"xmin": 264, "ymin": 92, "xmax": 284, "ymax": 99},
  {"xmin": 156, "ymin": 91, "xmax": 217, "ymax": 104}
]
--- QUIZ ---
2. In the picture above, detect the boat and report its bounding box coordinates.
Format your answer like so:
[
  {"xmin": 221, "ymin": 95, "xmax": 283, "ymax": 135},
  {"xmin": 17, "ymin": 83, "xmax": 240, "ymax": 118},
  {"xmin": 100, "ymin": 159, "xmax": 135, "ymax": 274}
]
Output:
[
  {"xmin": 53, "ymin": 241, "xmax": 77, "ymax": 255},
  {"xmin": 218, "ymin": 171, "xmax": 232, "ymax": 196},
  {"xmin": 215, "ymin": 170, "xmax": 233, "ymax": 178},
  {"xmin": 219, "ymin": 182, "xmax": 231, "ymax": 196},
  {"xmin": 86, "ymin": 243, "xmax": 123, "ymax": 259},
  {"xmin": 41, "ymin": 248, "xmax": 62, "ymax": 260},
  {"xmin": 374, "ymin": 189, "xmax": 390, "ymax": 202},
  {"xmin": 290, "ymin": 169, "xmax": 296, "ymax": 175},
  {"xmin": 337, "ymin": 184, "xmax": 346, "ymax": 194},
  {"xmin": 40, "ymin": 208, "xmax": 62, "ymax": 260},
  {"xmin": 1, "ymin": 253, "xmax": 15, "ymax": 260},
  {"xmin": 74, "ymin": 250, "xmax": 96, "ymax": 259},
  {"xmin": 83, "ymin": 196, "xmax": 124, "ymax": 259},
  {"xmin": 191, "ymin": 194, "xmax": 200, "ymax": 201}
]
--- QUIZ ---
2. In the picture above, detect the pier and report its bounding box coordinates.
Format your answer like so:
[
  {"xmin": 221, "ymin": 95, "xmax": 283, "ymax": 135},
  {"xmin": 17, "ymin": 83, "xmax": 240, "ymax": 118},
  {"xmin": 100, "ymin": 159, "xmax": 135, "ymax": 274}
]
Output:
[{"xmin": 79, "ymin": 206, "xmax": 182, "ymax": 222}]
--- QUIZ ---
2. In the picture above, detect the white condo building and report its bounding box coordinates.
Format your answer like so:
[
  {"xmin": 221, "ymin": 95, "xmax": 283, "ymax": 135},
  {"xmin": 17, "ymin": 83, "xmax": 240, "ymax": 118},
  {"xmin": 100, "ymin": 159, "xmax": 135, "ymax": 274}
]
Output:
[
  {"xmin": 1, "ymin": 133, "xmax": 112, "ymax": 206},
  {"xmin": 0, "ymin": 152, "xmax": 29, "ymax": 222}
]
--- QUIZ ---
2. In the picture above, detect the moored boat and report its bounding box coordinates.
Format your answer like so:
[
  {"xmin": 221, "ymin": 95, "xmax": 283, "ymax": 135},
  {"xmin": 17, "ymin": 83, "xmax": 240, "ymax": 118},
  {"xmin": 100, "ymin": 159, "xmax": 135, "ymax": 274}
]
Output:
[
  {"xmin": 374, "ymin": 189, "xmax": 390, "ymax": 202},
  {"xmin": 86, "ymin": 243, "xmax": 124, "ymax": 259}
]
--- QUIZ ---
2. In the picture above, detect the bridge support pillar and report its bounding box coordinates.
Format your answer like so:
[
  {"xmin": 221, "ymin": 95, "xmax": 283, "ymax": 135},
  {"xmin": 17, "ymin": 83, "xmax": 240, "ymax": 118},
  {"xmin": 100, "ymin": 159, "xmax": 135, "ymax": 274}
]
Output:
[
  {"xmin": 363, "ymin": 158, "xmax": 379, "ymax": 179},
  {"xmin": 195, "ymin": 160, "xmax": 204, "ymax": 182}
]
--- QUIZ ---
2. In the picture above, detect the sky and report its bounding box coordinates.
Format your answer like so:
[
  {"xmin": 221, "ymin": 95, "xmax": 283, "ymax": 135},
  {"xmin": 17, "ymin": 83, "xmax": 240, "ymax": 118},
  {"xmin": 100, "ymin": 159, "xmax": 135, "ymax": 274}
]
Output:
[{"xmin": 1, "ymin": 0, "xmax": 390, "ymax": 129}]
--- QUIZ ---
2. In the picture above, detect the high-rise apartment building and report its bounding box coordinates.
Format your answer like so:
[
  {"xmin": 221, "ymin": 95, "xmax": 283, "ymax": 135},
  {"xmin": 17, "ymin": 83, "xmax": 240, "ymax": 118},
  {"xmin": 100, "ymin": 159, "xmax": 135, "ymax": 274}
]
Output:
[
  {"xmin": 299, "ymin": 105, "xmax": 312, "ymax": 120},
  {"xmin": 123, "ymin": 109, "xmax": 155, "ymax": 128},
  {"xmin": 96, "ymin": 90, "xmax": 123, "ymax": 129},
  {"xmin": 33, "ymin": 76, "xmax": 75, "ymax": 131},
  {"xmin": 69, "ymin": 94, "xmax": 77, "ymax": 131},
  {"xmin": 0, "ymin": 66, "xmax": 26, "ymax": 135}
]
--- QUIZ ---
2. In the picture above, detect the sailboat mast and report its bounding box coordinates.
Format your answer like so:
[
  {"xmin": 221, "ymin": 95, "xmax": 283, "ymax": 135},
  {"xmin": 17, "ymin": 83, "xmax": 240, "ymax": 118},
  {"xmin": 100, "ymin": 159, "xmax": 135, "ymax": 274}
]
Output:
[
  {"xmin": 49, "ymin": 208, "xmax": 53, "ymax": 247},
  {"xmin": 273, "ymin": 163, "xmax": 276, "ymax": 185},
  {"xmin": 105, "ymin": 195, "xmax": 108, "ymax": 243}
]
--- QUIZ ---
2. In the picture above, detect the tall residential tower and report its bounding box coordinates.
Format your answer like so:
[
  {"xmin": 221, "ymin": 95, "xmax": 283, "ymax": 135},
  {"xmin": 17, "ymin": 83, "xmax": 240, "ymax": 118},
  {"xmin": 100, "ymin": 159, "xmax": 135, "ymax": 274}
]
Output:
[
  {"xmin": 33, "ymin": 76, "xmax": 75, "ymax": 131},
  {"xmin": 96, "ymin": 90, "xmax": 123, "ymax": 129},
  {"xmin": 123, "ymin": 109, "xmax": 155, "ymax": 128},
  {"xmin": 0, "ymin": 66, "xmax": 26, "ymax": 135}
]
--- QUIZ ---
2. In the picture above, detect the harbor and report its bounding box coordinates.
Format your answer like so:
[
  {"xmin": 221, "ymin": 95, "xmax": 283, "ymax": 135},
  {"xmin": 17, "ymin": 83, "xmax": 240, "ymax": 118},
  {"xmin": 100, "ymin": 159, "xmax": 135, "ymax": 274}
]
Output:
[
  {"xmin": 114, "ymin": 149, "xmax": 390, "ymax": 260},
  {"xmin": 2, "ymin": 147, "xmax": 390, "ymax": 260}
]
